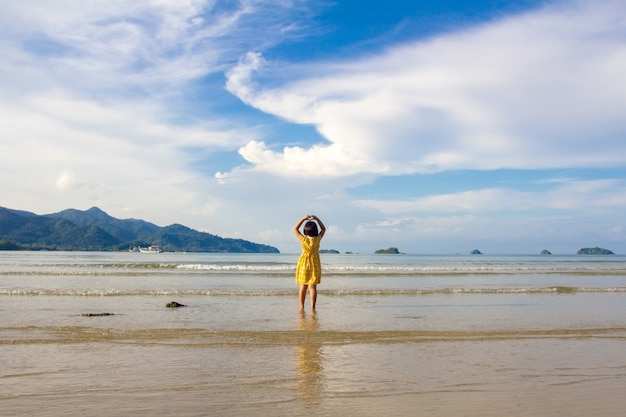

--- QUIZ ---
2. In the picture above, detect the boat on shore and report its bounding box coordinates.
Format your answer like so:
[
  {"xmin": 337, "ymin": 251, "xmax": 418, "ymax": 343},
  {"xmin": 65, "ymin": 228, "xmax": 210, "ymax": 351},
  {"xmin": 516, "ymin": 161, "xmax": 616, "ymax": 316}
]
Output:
[
  {"xmin": 130, "ymin": 246, "xmax": 163, "ymax": 253},
  {"xmin": 139, "ymin": 246, "xmax": 162, "ymax": 253}
]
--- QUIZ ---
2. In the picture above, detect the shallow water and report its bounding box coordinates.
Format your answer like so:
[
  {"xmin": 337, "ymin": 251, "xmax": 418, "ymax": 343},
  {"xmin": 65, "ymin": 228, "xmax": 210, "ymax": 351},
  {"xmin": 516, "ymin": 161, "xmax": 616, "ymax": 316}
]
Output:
[{"xmin": 1, "ymin": 252, "xmax": 626, "ymax": 416}]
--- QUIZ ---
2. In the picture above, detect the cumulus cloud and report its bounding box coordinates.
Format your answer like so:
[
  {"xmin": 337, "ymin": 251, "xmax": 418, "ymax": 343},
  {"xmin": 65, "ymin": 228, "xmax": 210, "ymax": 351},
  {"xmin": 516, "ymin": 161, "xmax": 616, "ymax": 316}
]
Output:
[{"xmin": 226, "ymin": 0, "xmax": 626, "ymax": 178}]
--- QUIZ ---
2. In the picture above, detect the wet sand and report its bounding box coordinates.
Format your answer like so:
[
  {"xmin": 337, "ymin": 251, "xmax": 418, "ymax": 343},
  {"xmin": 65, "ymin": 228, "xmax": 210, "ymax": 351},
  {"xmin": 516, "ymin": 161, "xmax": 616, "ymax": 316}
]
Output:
[{"xmin": 2, "ymin": 320, "xmax": 625, "ymax": 417}]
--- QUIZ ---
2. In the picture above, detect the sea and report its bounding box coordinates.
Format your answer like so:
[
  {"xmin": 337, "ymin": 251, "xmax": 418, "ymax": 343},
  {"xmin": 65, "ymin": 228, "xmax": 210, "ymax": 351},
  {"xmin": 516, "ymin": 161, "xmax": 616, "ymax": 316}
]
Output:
[{"xmin": 1, "ymin": 251, "xmax": 625, "ymax": 417}]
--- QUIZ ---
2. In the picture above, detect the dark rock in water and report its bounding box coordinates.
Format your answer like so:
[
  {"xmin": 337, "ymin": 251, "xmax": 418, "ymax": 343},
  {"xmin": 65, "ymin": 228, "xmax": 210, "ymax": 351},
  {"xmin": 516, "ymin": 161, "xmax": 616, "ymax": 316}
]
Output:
[
  {"xmin": 81, "ymin": 312, "xmax": 114, "ymax": 317},
  {"xmin": 540, "ymin": 249, "xmax": 552, "ymax": 255},
  {"xmin": 166, "ymin": 301, "xmax": 187, "ymax": 308},
  {"xmin": 577, "ymin": 247, "xmax": 614, "ymax": 255},
  {"xmin": 375, "ymin": 247, "xmax": 400, "ymax": 254},
  {"xmin": 470, "ymin": 249, "xmax": 482, "ymax": 255}
]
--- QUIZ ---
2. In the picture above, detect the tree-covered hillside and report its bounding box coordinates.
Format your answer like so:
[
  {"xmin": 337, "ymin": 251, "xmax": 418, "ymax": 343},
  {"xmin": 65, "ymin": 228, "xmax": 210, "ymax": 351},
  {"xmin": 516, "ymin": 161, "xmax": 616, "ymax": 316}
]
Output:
[{"xmin": 0, "ymin": 206, "xmax": 279, "ymax": 253}]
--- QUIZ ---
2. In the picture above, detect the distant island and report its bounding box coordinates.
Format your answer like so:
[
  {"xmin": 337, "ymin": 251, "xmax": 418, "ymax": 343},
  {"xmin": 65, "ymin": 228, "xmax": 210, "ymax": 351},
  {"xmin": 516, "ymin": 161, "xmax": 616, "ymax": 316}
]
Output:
[
  {"xmin": 319, "ymin": 249, "xmax": 340, "ymax": 254},
  {"xmin": 375, "ymin": 247, "xmax": 401, "ymax": 254},
  {"xmin": 0, "ymin": 206, "xmax": 279, "ymax": 253},
  {"xmin": 470, "ymin": 249, "xmax": 482, "ymax": 254},
  {"xmin": 576, "ymin": 247, "xmax": 614, "ymax": 255},
  {"xmin": 540, "ymin": 249, "xmax": 552, "ymax": 255}
]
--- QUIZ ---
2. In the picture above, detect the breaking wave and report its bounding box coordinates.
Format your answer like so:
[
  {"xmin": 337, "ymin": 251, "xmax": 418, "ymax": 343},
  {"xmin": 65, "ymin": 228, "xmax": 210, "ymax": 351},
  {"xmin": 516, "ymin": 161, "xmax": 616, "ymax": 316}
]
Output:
[{"xmin": 3, "ymin": 286, "xmax": 625, "ymax": 297}]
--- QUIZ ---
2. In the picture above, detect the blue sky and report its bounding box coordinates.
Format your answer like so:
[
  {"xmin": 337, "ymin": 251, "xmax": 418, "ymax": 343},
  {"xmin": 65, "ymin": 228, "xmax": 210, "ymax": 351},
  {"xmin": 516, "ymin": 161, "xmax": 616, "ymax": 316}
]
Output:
[{"xmin": 1, "ymin": 0, "xmax": 626, "ymax": 254}]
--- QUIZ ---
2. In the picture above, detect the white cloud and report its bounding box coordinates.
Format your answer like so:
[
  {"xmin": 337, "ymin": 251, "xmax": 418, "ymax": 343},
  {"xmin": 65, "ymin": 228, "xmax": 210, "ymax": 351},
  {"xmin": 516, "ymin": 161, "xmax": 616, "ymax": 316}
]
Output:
[
  {"xmin": 1, "ymin": 0, "xmax": 314, "ymax": 98},
  {"xmin": 354, "ymin": 179, "xmax": 626, "ymax": 215},
  {"xmin": 236, "ymin": 140, "xmax": 385, "ymax": 177},
  {"xmin": 55, "ymin": 170, "xmax": 78, "ymax": 190},
  {"xmin": 226, "ymin": 0, "xmax": 626, "ymax": 178},
  {"xmin": 2, "ymin": 1, "xmax": 210, "ymax": 91}
]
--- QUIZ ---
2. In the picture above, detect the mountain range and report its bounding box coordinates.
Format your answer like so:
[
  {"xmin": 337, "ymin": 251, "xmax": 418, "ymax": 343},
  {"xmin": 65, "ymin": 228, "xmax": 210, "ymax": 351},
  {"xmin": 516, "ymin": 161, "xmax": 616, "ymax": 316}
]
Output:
[{"xmin": 0, "ymin": 206, "xmax": 279, "ymax": 253}]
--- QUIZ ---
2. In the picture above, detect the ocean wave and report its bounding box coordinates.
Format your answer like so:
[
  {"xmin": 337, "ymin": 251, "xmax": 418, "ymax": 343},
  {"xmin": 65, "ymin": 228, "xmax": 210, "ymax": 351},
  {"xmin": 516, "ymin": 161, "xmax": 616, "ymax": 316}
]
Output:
[
  {"xmin": 2, "ymin": 286, "xmax": 625, "ymax": 297},
  {"xmin": 3, "ymin": 262, "xmax": 626, "ymax": 276},
  {"xmin": 176, "ymin": 263, "xmax": 294, "ymax": 272}
]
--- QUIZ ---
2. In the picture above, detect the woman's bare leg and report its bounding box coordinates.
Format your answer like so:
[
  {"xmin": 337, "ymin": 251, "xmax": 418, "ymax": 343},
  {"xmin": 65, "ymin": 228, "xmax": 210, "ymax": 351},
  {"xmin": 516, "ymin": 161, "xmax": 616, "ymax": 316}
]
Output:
[
  {"xmin": 299, "ymin": 285, "xmax": 308, "ymax": 310},
  {"xmin": 309, "ymin": 285, "xmax": 317, "ymax": 310}
]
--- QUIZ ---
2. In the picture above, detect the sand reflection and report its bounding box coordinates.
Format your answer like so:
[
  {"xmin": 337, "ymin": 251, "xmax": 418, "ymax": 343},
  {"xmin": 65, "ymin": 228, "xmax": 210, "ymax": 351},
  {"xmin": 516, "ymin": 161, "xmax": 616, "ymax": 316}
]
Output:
[{"xmin": 296, "ymin": 312, "xmax": 324, "ymax": 403}]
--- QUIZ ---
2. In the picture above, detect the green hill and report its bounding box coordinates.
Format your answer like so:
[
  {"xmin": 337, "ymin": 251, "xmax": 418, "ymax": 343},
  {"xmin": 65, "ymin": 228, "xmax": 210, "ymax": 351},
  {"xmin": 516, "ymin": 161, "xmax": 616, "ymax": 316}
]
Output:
[{"xmin": 0, "ymin": 206, "xmax": 279, "ymax": 253}]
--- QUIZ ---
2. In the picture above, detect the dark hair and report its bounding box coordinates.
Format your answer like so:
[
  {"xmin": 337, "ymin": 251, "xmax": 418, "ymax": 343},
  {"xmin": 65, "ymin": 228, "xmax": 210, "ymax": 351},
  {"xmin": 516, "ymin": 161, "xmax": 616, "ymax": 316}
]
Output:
[{"xmin": 303, "ymin": 221, "xmax": 319, "ymax": 237}]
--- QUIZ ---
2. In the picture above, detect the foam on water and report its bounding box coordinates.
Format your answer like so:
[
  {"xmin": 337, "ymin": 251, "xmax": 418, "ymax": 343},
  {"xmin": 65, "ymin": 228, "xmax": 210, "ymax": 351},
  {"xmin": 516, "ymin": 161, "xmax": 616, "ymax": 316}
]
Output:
[{"xmin": 2, "ymin": 286, "xmax": 626, "ymax": 297}]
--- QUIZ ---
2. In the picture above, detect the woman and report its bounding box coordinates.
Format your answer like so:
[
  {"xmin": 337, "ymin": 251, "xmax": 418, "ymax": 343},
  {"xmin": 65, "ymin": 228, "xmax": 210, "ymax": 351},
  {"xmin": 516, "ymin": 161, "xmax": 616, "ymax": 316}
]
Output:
[{"xmin": 293, "ymin": 214, "xmax": 326, "ymax": 311}]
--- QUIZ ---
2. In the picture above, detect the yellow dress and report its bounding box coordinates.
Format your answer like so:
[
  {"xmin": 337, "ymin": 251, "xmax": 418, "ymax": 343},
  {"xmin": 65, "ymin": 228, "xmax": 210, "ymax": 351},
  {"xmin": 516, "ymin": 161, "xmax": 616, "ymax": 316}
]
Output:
[{"xmin": 296, "ymin": 235, "xmax": 322, "ymax": 285}]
